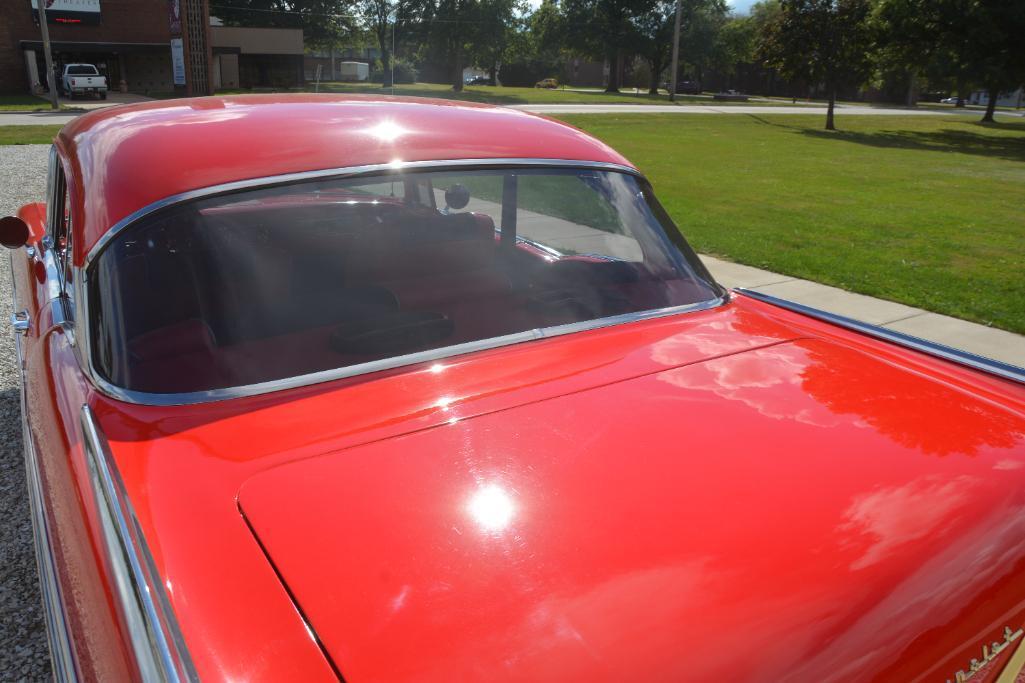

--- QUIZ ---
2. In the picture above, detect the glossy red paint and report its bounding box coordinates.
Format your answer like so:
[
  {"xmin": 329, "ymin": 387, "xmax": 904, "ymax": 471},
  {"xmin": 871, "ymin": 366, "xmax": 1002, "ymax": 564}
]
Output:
[
  {"xmin": 86, "ymin": 293, "xmax": 1025, "ymax": 682},
  {"xmin": 16, "ymin": 201, "xmax": 46, "ymax": 246},
  {"xmin": 55, "ymin": 95, "xmax": 632, "ymax": 264},
  {"xmin": 240, "ymin": 335, "xmax": 1025, "ymax": 682},
  {"xmin": 15, "ymin": 95, "xmax": 1025, "ymax": 682}
]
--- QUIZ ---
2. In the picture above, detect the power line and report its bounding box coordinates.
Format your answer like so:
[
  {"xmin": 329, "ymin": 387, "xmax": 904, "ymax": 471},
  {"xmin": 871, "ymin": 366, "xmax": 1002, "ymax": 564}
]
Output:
[{"xmin": 208, "ymin": 4, "xmax": 495, "ymax": 24}]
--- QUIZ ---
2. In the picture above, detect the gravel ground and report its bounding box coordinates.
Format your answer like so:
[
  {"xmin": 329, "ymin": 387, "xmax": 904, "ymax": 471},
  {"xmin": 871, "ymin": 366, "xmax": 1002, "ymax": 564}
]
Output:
[{"xmin": 0, "ymin": 144, "xmax": 52, "ymax": 682}]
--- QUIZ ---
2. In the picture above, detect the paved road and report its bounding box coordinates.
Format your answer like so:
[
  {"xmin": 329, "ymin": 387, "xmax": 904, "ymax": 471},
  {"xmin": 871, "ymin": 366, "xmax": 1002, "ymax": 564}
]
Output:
[
  {"xmin": 4, "ymin": 101, "xmax": 1021, "ymax": 126},
  {"xmin": 513, "ymin": 103, "xmax": 1024, "ymax": 116},
  {"xmin": 0, "ymin": 110, "xmax": 81, "ymax": 126},
  {"xmin": 0, "ymin": 145, "xmax": 50, "ymax": 681}
]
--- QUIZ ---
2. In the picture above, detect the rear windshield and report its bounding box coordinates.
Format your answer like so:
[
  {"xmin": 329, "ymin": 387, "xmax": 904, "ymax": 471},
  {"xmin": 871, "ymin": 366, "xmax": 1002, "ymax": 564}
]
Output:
[
  {"xmin": 89, "ymin": 167, "xmax": 721, "ymax": 395},
  {"xmin": 67, "ymin": 65, "xmax": 98, "ymax": 75}
]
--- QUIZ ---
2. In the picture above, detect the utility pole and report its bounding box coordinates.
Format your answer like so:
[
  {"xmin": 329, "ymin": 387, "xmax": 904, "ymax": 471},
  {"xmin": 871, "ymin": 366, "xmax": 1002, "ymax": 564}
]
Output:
[
  {"xmin": 390, "ymin": 5, "xmax": 396, "ymax": 96},
  {"xmin": 36, "ymin": 0, "xmax": 59, "ymax": 110},
  {"xmin": 668, "ymin": 0, "xmax": 682, "ymax": 103}
]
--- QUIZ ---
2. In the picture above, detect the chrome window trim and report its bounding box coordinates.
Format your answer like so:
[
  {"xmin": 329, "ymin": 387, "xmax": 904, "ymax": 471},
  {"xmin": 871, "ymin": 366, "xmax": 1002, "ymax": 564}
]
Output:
[
  {"xmin": 11, "ymin": 254, "xmax": 80, "ymax": 683},
  {"xmin": 80, "ymin": 405, "xmax": 198, "ymax": 682},
  {"xmin": 86, "ymin": 295, "xmax": 729, "ymax": 406},
  {"xmin": 45, "ymin": 145, "xmax": 58, "ymax": 237},
  {"xmin": 75, "ymin": 157, "xmax": 726, "ymax": 407},
  {"xmin": 736, "ymin": 288, "xmax": 1025, "ymax": 386},
  {"xmin": 82, "ymin": 158, "xmax": 642, "ymax": 268}
]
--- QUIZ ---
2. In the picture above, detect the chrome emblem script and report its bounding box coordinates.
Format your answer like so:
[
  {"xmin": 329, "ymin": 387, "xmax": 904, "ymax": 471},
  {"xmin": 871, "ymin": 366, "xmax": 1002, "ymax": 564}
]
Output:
[{"xmin": 947, "ymin": 626, "xmax": 1024, "ymax": 683}]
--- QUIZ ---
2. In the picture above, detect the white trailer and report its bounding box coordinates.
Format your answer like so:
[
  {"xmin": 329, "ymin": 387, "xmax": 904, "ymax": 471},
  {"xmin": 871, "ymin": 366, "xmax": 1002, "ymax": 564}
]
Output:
[{"xmin": 338, "ymin": 61, "xmax": 370, "ymax": 82}]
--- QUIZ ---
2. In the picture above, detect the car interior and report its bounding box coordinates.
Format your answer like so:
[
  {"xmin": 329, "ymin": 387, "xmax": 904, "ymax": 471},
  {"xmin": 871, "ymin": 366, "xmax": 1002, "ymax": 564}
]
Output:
[{"xmin": 89, "ymin": 171, "xmax": 717, "ymax": 394}]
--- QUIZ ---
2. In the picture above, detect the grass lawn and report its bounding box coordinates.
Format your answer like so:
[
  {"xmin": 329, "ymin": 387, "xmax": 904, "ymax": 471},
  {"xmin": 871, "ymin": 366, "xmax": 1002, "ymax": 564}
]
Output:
[
  {"xmin": 0, "ymin": 94, "xmax": 68, "ymax": 112},
  {"xmin": 557, "ymin": 113, "xmax": 1025, "ymax": 334},
  {"xmin": 0, "ymin": 125, "xmax": 61, "ymax": 145},
  {"xmin": 225, "ymin": 81, "xmax": 810, "ymax": 106}
]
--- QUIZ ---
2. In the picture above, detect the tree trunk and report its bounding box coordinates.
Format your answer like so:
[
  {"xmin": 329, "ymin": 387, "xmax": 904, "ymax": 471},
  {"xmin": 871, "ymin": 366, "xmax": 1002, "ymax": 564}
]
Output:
[
  {"xmin": 377, "ymin": 26, "xmax": 393, "ymax": 88},
  {"xmin": 981, "ymin": 86, "xmax": 998, "ymax": 122},
  {"xmin": 956, "ymin": 75, "xmax": 966, "ymax": 107},
  {"xmin": 605, "ymin": 48, "xmax": 620, "ymax": 93},
  {"xmin": 825, "ymin": 88, "xmax": 836, "ymax": 130},
  {"xmin": 647, "ymin": 60, "xmax": 661, "ymax": 95},
  {"xmin": 452, "ymin": 43, "xmax": 464, "ymax": 92},
  {"xmin": 381, "ymin": 47, "xmax": 393, "ymax": 87},
  {"xmin": 905, "ymin": 70, "xmax": 916, "ymax": 107},
  {"xmin": 489, "ymin": 61, "xmax": 498, "ymax": 84}
]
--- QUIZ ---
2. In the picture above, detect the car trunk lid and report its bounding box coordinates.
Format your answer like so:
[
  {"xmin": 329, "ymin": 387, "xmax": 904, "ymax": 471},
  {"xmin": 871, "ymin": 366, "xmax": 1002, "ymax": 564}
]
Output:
[{"xmin": 239, "ymin": 338, "xmax": 1025, "ymax": 682}]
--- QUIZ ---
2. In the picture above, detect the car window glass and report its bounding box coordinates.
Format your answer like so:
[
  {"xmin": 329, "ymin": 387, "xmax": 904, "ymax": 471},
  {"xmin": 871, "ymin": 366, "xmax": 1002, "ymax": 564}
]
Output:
[
  {"xmin": 349, "ymin": 179, "xmax": 404, "ymax": 198},
  {"xmin": 433, "ymin": 172, "xmax": 642, "ymax": 261},
  {"xmin": 89, "ymin": 168, "xmax": 720, "ymax": 395}
]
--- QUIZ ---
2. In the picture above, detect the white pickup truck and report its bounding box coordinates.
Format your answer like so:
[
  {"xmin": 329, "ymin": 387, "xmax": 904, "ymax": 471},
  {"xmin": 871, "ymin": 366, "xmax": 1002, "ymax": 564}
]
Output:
[{"xmin": 61, "ymin": 64, "xmax": 107, "ymax": 99}]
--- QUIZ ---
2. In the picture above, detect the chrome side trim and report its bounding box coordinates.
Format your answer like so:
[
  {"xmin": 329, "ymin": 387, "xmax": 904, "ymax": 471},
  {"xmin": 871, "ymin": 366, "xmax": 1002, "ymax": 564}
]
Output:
[
  {"xmin": 83, "ymin": 158, "xmax": 641, "ymax": 267},
  {"xmin": 16, "ymin": 338, "xmax": 80, "ymax": 683},
  {"xmin": 10, "ymin": 252, "xmax": 79, "ymax": 682},
  {"xmin": 736, "ymin": 288, "xmax": 1025, "ymax": 386},
  {"xmin": 80, "ymin": 406, "xmax": 198, "ymax": 682},
  {"xmin": 88, "ymin": 295, "xmax": 729, "ymax": 407}
]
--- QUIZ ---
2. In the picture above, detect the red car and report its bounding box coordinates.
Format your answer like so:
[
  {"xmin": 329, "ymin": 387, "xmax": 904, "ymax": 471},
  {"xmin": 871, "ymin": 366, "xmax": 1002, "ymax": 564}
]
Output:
[{"xmin": 4, "ymin": 95, "xmax": 1025, "ymax": 682}]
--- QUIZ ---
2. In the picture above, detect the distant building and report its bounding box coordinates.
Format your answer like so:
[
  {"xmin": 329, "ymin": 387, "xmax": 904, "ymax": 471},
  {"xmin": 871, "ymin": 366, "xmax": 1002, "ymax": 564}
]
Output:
[
  {"xmin": 0, "ymin": 0, "xmax": 212, "ymax": 95},
  {"xmin": 211, "ymin": 25, "xmax": 304, "ymax": 89},
  {"xmin": 968, "ymin": 88, "xmax": 1024, "ymax": 108},
  {"xmin": 0, "ymin": 1, "xmax": 305, "ymax": 95}
]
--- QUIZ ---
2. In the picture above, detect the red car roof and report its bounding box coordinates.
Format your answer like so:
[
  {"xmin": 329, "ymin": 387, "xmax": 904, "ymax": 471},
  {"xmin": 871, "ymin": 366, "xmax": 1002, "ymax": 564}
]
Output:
[{"xmin": 55, "ymin": 94, "xmax": 634, "ymax": 265}]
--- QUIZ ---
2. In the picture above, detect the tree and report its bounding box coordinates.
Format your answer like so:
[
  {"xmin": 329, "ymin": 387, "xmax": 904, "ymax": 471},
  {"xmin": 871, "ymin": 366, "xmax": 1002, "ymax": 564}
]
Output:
[
  {"xmin": 630, "ymin": 0, "xmax": 676, "ymax": 94},
  {"xmin": 961, "ymin": 0, "xmax": 1025, "ymax": 122},
  {"xmin": 676, "ymin": 0, "xmax": 730, "ymax": 87},
  {"xmin": 497, "ymin": 0, "xmax": 565, "ymax": 86},
  {"xmin": 875, "ymin": 0, "xmax": 1025, "ymax": 122},
  {"xmin": 358, "ymin": 0, "xmax": 397, "ymax": 87},
  {"xmin": 758, "ymin": 0, "xmax": 873, "ymax": 130},
  {"xmin": 469, "ymin": 0, "xmax": 523, "ymax": 83},
  {"xmin": 562, "ymin": 0, "xmax": 656, "ymax": 92}
]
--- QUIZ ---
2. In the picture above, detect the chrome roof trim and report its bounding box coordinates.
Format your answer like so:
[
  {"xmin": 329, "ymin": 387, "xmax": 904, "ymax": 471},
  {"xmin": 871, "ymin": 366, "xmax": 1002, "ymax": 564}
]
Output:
[
  {"xmin": 89, "ymin": 295, "xmax": 729, "ymax": 407},
  {"xmin": 83, "ymin": 158, "xmax": 641, "ymax": 267},
  {"xmin": 736, "ymin": 288, "xmax": 1025, "ymax": 386},
  {"xmin": 80, "ymin": 406, "xmax": 199, "ymax": 681}
]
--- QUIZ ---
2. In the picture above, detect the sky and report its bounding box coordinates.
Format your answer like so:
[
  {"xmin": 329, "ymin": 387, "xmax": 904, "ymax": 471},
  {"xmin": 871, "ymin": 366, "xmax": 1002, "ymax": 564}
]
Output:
[{"xmin": 729, "ymin": 0, "xmax": 758, "ymax": 13}]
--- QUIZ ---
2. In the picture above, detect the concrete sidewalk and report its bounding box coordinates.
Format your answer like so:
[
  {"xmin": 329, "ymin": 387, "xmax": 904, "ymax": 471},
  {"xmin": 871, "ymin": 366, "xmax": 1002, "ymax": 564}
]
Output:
[
  {"xmin": 701, "ymin": 255, "xmax": 1025, "ymax": 368},
  {"xmin": 514, "ymin": 103, "xmax": 1025, "ymax": 117}
]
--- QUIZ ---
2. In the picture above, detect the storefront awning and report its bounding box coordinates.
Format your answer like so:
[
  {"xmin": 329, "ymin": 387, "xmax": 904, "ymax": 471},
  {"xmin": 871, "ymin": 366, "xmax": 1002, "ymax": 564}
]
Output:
[{"xmin": 20, "ymin": 41, "xmax": 169, "ymax": 54}]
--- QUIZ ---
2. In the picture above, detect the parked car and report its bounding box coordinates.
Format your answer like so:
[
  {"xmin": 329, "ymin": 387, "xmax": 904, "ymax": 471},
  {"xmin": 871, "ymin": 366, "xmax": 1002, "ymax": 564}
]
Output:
[
  {"xmin": 941, "ymin": 96, "xmax": 961, "ymax": 104},
  {"xmin": 60, "ymin": 63, "xmax": 107, "ymax": 99},
  {"xmin": 661, "ymin": 79, "xmax": 701, "ymax": 94},
  {"xmin": 534, "ymin": 77, "xmax": 558, "ymax": 89},
  {"xmin": 5, "ymin": 95, "xmax": 1025, "ymax": 682},
  {"xmin": 466, "ymin": 76, "xmax": 495, "ymax": 86}
]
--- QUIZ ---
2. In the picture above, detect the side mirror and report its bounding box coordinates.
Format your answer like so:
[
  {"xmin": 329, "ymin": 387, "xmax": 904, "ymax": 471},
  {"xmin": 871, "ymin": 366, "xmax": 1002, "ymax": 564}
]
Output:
[
  {"xmin": 444, "ymin": 184, "xmax": 471, "ymax": 211},
  {"xmin": 0, "ymin": 216, "xmax": 29, "ymax": 249}
]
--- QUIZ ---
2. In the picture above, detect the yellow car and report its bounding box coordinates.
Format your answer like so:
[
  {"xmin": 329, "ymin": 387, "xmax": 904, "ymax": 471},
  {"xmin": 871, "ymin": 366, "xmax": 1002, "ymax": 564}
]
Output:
[{"xmin": 535, "ymin": 78, "xmax": 559, "ymax": 89}]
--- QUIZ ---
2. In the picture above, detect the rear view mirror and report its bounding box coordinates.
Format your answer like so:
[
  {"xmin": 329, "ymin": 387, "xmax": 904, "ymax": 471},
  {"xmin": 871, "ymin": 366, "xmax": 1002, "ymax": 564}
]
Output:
[
  {"xmin": 444, "ymin": 184, "xmax": 471, "ymax": 211},
  {"xmin": 0, "ymin": 216, "xmax": 29, "ymax": 249}
]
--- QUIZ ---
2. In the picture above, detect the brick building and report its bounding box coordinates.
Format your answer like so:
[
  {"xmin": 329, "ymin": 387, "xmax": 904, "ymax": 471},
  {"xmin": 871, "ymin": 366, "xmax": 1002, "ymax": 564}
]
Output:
[{"xmin": 0, "ymin": 0, "xmax": 213, "ymax": 95}]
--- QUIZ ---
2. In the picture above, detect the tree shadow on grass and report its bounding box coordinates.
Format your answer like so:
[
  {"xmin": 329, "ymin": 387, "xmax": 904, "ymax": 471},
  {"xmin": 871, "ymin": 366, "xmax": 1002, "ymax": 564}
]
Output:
[
  {"xmin": 744, "ymin": 113, "xmax": 1025, "ymax": 163},
  {"xmin": 800, "ymin": 126, "xmax": 1025, "ymax": 163}
]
